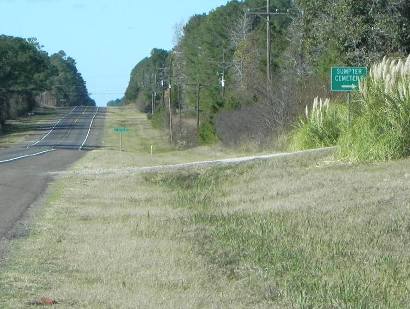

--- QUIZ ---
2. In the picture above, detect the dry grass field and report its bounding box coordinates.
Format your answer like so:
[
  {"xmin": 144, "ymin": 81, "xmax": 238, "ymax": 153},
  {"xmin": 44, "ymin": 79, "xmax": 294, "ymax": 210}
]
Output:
[
  {"xmin": 1, "ymin": 106, "xmax": 410, "ymax": 308},
  {"xmin": 0, "ymin": 107, "xmax": 63, "ymax": 148}
]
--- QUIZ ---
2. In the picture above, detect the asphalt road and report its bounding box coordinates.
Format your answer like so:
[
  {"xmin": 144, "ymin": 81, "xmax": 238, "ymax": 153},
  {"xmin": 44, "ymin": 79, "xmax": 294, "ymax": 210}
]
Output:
[{"xmin": 0, "ymin": 106, "xmax": 105, "ymax": 243}]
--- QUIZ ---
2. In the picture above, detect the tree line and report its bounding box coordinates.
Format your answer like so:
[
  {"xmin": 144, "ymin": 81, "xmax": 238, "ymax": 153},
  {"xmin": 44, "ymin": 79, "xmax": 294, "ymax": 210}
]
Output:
[
  {"xmin": 124, "ymin": 0, "xmax": 410, "ymax": 145},
  {"xmin": 0, "ymin": 35, "xmax": 95, "ymax": 131}
]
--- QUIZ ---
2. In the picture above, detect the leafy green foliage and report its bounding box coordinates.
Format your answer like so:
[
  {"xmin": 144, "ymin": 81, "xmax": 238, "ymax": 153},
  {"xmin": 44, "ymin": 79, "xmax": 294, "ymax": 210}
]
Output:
[
  {"xmin": 106, "ymin": 98, "xmax": 124, "ymax": 107},
  {"xmin": 124, "ymin": 0, "xmax": 409, "ymax": 147},
  {"xmin": 339, "ymin": 56, "xmax": 410, "ymax": 161},
  {"xmin": 198, "ymin": 121, "xmax": 219, "ymax": 144},
  {"xmin": 0, "ymin": 36, "xmax": 94, "ymax": 130},
  {"xmin": 0, "ymin": 36, "xmax": 51, "ymax": 126},
  {"xmin": 124, "ymin": 48, "xmax": 169, "ymax": 106},
  {"xmin": 293, "ymin": 55, "xmax": 410, "ymax": 162},
  {"xmin": 0, "ymin": 36, "xmax": 51, "ymax": 92},
  {"xmin": 49, "ymin": 51, "xmax": 95, "ymax": 107},
  {"xmin": 148, "ymin": 105, "xmax": 166, "ymax": 129},
  {"xmin": 295, "ymin": 0, "xmax": 409, "ymax": 68}
]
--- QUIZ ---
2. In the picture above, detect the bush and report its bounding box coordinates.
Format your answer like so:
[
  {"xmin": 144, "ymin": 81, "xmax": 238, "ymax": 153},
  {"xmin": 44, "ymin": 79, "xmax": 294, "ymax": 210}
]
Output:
[
  {"xmin": 148, "ymin": 106, "xmax": 166, "ymax": 129},
  {"xmin": 339, "ymin": 55, "xmax": 410, "ymax": 161},
  {"xmin": 290, "ymin": 97, "xmax": 347, "ymax": 150},
  {"xmin": 291, "ymin": 55, "xmax": 410, "ymax": 162},
  {"xmin": 199, "ymin": 121, "xmax": 218, "ymax": 144}
]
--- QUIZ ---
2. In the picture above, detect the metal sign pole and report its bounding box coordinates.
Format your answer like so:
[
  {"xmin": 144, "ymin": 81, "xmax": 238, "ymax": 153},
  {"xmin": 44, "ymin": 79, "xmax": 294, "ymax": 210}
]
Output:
[{"xmin": 348, "ymin": 92, "xmax": 351, "ymax": 127}]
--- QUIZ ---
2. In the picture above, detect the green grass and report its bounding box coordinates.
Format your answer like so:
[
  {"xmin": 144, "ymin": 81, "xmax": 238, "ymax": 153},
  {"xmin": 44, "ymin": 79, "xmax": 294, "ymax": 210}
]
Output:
[{"xmin": 147, "ymin": 156, "xmax": 410, "ymax": 307}]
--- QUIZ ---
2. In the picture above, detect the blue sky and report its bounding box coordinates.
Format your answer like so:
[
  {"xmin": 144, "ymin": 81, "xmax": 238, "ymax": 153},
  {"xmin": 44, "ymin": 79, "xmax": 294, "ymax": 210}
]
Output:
[{"xmin": 0, "ymin": 0, "xmax": 229, "ymax": 106}]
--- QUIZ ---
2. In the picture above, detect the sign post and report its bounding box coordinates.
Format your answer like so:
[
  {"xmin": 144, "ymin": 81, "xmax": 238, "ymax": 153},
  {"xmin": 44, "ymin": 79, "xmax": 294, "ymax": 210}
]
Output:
[
  {"xmin": 331, "ymin": 67, "xmax": 368, "ymax": 126},
  {"xmin": 113, "ymin": 127, "xmax": 128, "ymax": 151}
]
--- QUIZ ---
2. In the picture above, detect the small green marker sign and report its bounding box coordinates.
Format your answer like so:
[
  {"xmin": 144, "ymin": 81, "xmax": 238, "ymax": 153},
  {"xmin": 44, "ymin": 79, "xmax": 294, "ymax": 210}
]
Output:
[
  {"xmin": 114, "ymin": 127, "xmax": 128, "ymax": 133},
  {"xmin": 114, "ymin": 128, "xmax": 128, "ymax": 151},
  {"xmin": 331, "ymin": 67, "xmax": 368, "ymax": 92}
]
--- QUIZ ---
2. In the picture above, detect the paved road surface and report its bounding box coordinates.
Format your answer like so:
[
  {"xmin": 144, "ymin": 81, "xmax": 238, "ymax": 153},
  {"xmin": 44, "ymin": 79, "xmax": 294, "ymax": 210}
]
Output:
[{"xmin": 0, "ymin": 106, "xmax": 105, "ymax": 243}]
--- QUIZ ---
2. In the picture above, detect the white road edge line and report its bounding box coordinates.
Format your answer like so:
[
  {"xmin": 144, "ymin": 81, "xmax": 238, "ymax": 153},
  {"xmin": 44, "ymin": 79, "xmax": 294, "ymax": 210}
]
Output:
[
  {"xmin": 79, "ymin": 107, "xmax": 99, "ymax": 151},
  {"xmin": 0, "ymin": 149, "xmax": 56, "ymax": 164},
  {"xmin": 28, "ymin": 106, "xmax": 78, "ymax": 148}
]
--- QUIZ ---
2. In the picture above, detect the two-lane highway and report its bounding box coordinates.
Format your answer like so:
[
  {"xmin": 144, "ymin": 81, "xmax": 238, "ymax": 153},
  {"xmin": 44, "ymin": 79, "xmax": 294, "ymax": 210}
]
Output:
[
  {"xmin": 30, "ymin": 106, "xmax": 99, "ymax": 150},
  {"xmin": 0, "ymin": 106, "xmax": 105, "ymax": 248}
]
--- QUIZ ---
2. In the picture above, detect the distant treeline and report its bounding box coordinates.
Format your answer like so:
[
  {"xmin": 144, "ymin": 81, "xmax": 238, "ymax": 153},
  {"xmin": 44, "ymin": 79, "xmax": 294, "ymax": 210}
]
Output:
[
  {"xmin": 124, "ymin": 0, "xmax": 410, "ymax": 145},
  {"xmin": 0, "ymin": 35, "xmax": 95, "ymax": 131},
  {"xmin": 106, "ymin": 98, "xmax": 124, "ymax": 107}
]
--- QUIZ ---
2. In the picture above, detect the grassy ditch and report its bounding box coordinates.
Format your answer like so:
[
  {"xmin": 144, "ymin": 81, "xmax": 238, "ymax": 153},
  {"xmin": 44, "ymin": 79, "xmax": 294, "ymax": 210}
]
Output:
[{"xmin": 147, "ymin": 157, "xmax": 410, "ymax": 307}]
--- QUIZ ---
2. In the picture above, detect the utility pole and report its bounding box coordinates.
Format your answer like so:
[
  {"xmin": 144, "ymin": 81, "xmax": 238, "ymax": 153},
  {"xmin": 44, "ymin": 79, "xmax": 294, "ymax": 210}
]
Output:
[
  {"xmin": 178, "ymin": 84, "xmax": 182, "ymax": 124},
  {"xmin": 151, "ymin": 92, "xmax": 154, "ymax": 115},
  {"xmin": 266, "ymin": 0, "xmax": 271, "ymax": 83},
  {"xmin": 158, "ymin": 67, "xmax": 168, "ymax": 107},
  {"xmin": 168, "ymin": 60, "xmax": 173, "ymax": 143},
  {"xmin": 196, "ymin": 81, "xmax": 201, "ymax": 131},
  {"xmin": 221, "ymin": 50, "xmax": 226, "ymax": 98},
  {"xmin": 152, "ymin": 72, "xmax": 157, "ymax": 114},
  {"xmin": 185, "ymin": 82, "xmax": 206, "ymax": 134},
  {"xmin": 161, "ymin": 80, "xmax": 165, "ymax": 107},
  {"xmin": 168, "ymin": 83, "xmax": 173, "ymax": 143},
  {"xmin": 246, "ymin": 1, "xmax": 291, "ymax": 98}
]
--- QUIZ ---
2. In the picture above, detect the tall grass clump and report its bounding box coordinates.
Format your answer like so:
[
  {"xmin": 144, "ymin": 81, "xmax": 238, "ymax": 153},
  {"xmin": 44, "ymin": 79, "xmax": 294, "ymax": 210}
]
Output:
[
  {"xmin": 290, "ymin": 97, "xmax": 347, "ymax": 150},
  {"xmin": 340, "ymin": 55, "xmax": 410, "ymax": 161}
]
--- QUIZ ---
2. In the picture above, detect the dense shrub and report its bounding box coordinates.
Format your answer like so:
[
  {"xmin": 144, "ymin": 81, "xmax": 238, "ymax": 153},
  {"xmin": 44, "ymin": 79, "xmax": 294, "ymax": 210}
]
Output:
[
  {"xmin": 198, "ymin": 121, "xmax": 218, "ymax": 144},
  {"xmin": 290, "ymin": 97, "xmax": 347, "ymax": 150},
  {"xmin": 292, "ymin": 55, "xmax": 410, "ymax": 162},
  {"xmin": 339, "ymin": 55, "xmax": 410, "ymax": 161},
  {"xmin": 148, "ymin": 106, "xmax": 166, "ymax": 129}
]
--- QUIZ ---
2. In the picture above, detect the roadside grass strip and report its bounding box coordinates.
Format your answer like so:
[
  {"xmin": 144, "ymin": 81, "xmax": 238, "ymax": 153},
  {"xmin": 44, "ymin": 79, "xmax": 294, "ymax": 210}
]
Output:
[
  {"xmin": 145, "ymin": 157, "xmax": 410, "ymax": 307},
  {"xmin": 0, "ymin": 107, "xmax": 64, "ymax": 148},
  {"xmin": 1, "ymin": 107, "xmax": 410, "ymax": 307}
]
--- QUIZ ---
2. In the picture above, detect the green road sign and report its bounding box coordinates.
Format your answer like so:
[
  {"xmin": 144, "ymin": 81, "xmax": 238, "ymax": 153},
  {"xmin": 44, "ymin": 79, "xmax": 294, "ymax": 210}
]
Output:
[
  {"xmin": 114, "ymin": 127, "xmax": 128, "ymax": 133},
  {"xmin": 331, "ymin": 67, "xmax": 368, "ymax": 92}
]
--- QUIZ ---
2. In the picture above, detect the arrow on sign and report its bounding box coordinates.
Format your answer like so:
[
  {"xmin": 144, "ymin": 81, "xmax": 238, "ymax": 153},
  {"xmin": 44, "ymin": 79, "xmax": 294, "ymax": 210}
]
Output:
[{"xmin": 341, "ymin": 84, "xmax": 357, "ymax": 89}]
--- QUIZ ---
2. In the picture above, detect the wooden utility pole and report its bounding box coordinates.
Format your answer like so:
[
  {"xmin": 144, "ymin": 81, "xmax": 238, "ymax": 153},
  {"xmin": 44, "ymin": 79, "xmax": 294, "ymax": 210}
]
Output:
[
  {"xmin": 168, "ymin": 85, "xmax": 173, "ymax": 143},
  {"xmin": 266, "ymin": 0, "xmax": 271, "ymax": 84},
  {"xmin": 196, "ymin": 81, "xmax": 201, "ymax": 131},
  {"xmin": 151, "ymin": 92, "xmax": 154, "ymax": 115},
  {"xmin": 246, "ymin": 1, "xmax": 291, "ymax": 98},
  {"xmin": 178, "ymin": 84, "xmax": 182, "ymax": 124},
  {"xmin": 152, "ymin": 72, "xmax": 157, "ymax": 114},
  {"xmin": 221, "ymin": 50, "xmax": 226, "ymax": 98},
  {"xmin": 168, "ymin": 60, "xmax": 173, "ymax": 143},
  {"xmin": 161, "ymin": 80, "xmax": 165, "ymax": 107}
]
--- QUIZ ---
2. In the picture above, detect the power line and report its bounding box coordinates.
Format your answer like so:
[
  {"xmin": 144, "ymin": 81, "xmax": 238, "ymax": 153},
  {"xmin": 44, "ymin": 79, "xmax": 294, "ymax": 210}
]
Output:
[{"xmin": 246, "ymin": 2, "xmax": 297, "ymax": 97}]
